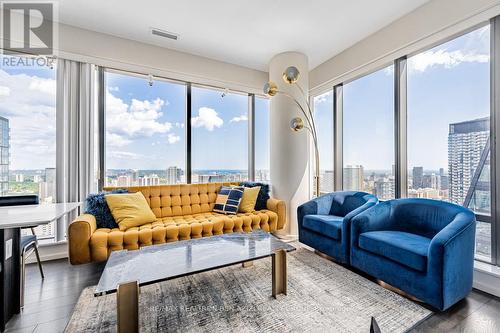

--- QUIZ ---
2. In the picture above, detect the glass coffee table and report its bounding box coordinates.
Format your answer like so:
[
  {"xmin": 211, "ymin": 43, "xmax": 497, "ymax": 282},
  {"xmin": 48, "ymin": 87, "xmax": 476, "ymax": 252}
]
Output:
[{"xmin": 95, "ymin": 230, "xmax": 296, "ymax": 332}]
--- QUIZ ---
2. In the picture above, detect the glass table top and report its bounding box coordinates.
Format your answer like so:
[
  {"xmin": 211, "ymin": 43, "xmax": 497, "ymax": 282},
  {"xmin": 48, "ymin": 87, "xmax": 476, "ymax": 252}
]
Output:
[{"xmin": 95, "ymin": 230, "xmax": 295, "ymax": 296}]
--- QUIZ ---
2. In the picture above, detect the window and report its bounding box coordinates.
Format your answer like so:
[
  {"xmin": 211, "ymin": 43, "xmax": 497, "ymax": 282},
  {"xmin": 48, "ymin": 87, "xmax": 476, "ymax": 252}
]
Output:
[
  {"xmin": 0, "ymin": 55, "xmax": 57, "ymax": 243},
  {"xmin": 191, "ymin": 86, "xmax": 248, "ymax": 183},
  {"xmin": 314, "ymin": 91, "xmax": 334, "ymax": 194},
  {"xmin": 255, "ymin": 96, "xmax": 270, "ymax": 183},
  {"xmin": 105, "ymin": 71, "xmax": 186, "ymax": 186},
  {"xmin": 407, "ymin": 26, "xmax": 491, "ymax": 260},
  {"xmin": 343, "ymin": 66, "xmax": 395, "ymax": 200}
]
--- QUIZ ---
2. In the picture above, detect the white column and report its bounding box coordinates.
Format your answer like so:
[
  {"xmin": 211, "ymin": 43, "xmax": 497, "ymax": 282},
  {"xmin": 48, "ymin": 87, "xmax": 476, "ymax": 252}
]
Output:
[{"xmin": 269, "ymin": 52, "xmax": 309, "ymax": 238}]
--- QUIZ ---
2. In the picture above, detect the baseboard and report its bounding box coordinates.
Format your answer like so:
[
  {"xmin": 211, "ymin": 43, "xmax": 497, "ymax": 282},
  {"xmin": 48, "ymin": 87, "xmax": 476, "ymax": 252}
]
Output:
[
  {"xmin": 473, "ymin": 261, "xmax": 500, "ymax": 298},
  {"xmin": 25, "ymin": 241, "xmax": 68, "ymax": 264}
]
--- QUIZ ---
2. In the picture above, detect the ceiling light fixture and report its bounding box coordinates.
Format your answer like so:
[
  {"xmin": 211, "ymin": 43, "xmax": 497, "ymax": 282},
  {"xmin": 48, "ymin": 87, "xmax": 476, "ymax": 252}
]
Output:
[{"xmin": 151, "ymin": 28, "xmax": 179, "ymax": 41}]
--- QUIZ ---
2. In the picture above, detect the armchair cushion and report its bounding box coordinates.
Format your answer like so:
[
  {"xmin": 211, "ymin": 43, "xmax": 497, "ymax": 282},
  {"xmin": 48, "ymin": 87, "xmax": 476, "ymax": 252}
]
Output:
[
  {"xmin": 359, "ymin": 231, "xmax": 430, "ymax": 272},
  {"xmin": 302, "ymin": 214, "xmax": 343, "ymax": 240}
]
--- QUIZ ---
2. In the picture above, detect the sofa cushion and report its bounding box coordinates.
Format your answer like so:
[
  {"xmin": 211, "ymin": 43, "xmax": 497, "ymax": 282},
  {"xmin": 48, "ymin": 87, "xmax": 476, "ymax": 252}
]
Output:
[
  {"xmin": 241, "ymin": 182, "xmax": 270, "ymax": 210},
  {"xmin": 213, "ymin": 186, "xmax": 245, "ymax": 214},
  {"xmin": 302, "ymin": 215, "xmax": 343, "ymax": 240},
  {"xmin": 89, "ymin": 209, "xmax": 279, "ymax": 262},
  {"xmin": 358, "ymin": 231, "xmax": 430, "ymax": 272},
  {"xmin": 85, "ymin": 189, "xmax": 128, "ymax": 229},
  {"xmin": 239, "ymin": 186, "xmax": 261, "ymax": 213},
  {"xmin": 105, "ymin": 192, "xmax": 157, "ymax": 231}
]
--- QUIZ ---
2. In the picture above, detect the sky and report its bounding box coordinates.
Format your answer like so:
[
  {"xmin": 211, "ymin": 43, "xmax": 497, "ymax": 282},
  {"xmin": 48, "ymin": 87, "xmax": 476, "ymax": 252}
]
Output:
[{"xmin": 314, "ymin": 25, "xmax": 490, "ymax": 172}]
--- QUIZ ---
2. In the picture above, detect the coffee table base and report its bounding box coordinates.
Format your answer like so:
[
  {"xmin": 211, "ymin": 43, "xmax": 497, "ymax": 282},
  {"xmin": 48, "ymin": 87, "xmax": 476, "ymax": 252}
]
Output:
[
  {"xmin": 116, "ymin": 250, "xmax": 288, "ymax": 332},
  {"xmin": 117, "ymin": 281, "xmax": 139, "ymax": 333}
]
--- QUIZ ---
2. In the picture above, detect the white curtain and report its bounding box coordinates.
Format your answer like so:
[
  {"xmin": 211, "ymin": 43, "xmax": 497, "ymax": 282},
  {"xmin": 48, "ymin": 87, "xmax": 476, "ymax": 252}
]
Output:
[{"xmin": 55, "ymin": 59, "xmax": 99, "ymax": 241}]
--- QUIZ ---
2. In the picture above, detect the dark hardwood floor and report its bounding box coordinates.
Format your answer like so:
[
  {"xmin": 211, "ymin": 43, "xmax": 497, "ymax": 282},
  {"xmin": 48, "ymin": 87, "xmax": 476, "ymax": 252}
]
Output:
[{"xmin": 4, "ymin": 258, "xmax": 500, "ymax": 332}]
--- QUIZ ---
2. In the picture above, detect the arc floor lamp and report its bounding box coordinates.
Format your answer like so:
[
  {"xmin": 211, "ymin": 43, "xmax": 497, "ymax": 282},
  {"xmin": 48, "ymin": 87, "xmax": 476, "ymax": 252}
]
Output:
[{"xmin": 263, "ymin": 66, "xmax": 321, "ymax": 197}]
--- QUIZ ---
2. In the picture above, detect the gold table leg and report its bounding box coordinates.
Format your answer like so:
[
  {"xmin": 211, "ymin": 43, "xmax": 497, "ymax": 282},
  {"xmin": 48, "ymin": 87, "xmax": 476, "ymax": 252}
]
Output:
[
  {"xmin": 272, "ymin": 249, "xmax": 287, "ymax": 298},
  {"xmin": 117, "ymin": 281, "xmax": 139, "ymax": 333},
  {"xmin": 242, "ymin": 261, "xmax": 254, "ymax": 268}
]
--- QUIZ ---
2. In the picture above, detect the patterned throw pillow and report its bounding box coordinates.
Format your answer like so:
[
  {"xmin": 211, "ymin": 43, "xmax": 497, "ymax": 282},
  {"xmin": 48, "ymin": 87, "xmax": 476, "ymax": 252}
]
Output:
[
  {"xmin": 240, "ymin": 182, "xmax": 270, "ymax": 211},
  {"xmin": 85, "ymin": 189, "xmax": 128, "ymax": 229},
  {"xmin": 213, "ymin": 186, "xmax": 245, "ymax": 215}
]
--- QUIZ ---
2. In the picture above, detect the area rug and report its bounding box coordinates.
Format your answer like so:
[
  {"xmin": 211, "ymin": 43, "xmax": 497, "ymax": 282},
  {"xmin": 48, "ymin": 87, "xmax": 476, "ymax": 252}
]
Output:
[{"xmin": 66, "ymin": 248, "xmax": 431, "ymax": 332}]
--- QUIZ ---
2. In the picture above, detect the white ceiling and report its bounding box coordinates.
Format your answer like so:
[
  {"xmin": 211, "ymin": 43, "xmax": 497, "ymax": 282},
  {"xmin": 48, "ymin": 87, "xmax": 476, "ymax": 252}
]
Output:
[{"xmin": 57, "ymin": 0, "xmax": 430, "ymax": 71}]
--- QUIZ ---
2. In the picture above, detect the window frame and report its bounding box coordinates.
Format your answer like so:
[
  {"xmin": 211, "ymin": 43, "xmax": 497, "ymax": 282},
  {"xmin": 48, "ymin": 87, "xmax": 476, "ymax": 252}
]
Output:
[{"xmin": 311, "ymin": 21, "xmax": 498, "ymax": 266}]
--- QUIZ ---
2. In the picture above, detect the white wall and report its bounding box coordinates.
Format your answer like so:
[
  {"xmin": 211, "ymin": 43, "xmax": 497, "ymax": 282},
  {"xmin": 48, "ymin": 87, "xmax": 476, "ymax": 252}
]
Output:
[
  {"xmin": 0, "ymin": 12, "xmax": 268, "ymax": 94},
  {"xmin": 310, "ymin": 0, "xmax": 500, "ymax": 95},
  {"xmin": 57, "ymin": 23, "xmax": 268, "ymax": 94}
]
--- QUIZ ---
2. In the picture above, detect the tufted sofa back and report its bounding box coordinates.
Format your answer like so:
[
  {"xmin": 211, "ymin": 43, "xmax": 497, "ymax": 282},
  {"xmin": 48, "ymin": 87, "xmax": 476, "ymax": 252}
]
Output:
[{"xmin": 103, "ymin": 182, "xmax": 240, "ymax": 218}]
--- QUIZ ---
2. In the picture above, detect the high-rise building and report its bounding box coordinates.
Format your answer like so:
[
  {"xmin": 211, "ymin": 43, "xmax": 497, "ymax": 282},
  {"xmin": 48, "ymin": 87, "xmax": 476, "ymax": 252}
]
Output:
[
  {"xmin": 166, "ymin": 166, "xmax": 182, "ymax": 184},
  {"xmin": 131, "ymin": 169, "xmax": 139, "ymax": 185},
  {"xmin": 448, "ymin": 117, "xmax": 489, "ymax": 206},
  {"xmin": 117, "ymin": 175, "xmax": 131, "ymax": 187},
  {"xmin": 39, "ymin": 167, "xmax": 56, "ymax": 203},
  {"xmin": 139, "ymin": 174, "xmax": 160, "ymax": 186},
  {"xmin": 320, "ymin": 170, "xmax": 334, "ymax": 193},
  {"xmin": 422, "ymin": 173, "xmax": 438, "ymax": 190},
  {"xmin": 0, "ymin": 116, "xmax": 9, "ymax": 195},
  {"xmin": 374, "ymin": 177, "xmax": 394, "ymax": 200},
  {"xmin": 343, "ymin": 165, "xmax": 363, "ymax": 191},
  {"xmin": 412, "ymin": 167, "xmax": 423, "ymax": 189}
]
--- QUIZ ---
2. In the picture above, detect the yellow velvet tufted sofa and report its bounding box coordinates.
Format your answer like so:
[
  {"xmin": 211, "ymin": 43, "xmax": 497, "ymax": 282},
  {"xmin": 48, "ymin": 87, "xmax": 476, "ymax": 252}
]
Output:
[{"xmin": 68, "ymin": 182, "xmax": 286, "ymax": 265}]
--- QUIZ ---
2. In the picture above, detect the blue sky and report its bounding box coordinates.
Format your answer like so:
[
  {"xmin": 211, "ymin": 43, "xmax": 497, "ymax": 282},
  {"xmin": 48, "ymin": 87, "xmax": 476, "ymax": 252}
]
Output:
[
  {"xmin": 106, "ymin": 73, "xmax": 270, "ymax": 171},
  {"xmin": 314, "ymin": 25, "xmax": 490, "ymax": 172}
]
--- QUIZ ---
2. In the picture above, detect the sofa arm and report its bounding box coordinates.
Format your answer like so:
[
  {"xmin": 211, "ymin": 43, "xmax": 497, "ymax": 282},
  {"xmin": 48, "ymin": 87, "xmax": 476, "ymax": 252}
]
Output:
[
  {"xmin": 267, "ymin": 198, "xmax": 286, "ymax": 230},
  {"xmin": 428, "ymin": 212, "xmax": 476, "ymax": 310},
  {"xmin": 68, "ymin": 213, "xmax": 97, "ymax": 265}
]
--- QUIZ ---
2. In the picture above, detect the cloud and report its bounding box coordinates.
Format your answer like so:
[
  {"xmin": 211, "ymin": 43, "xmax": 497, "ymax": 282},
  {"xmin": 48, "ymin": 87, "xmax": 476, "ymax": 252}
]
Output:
[
  {"xmin": 409, "ymin": 49, "xmax": 489, "ymax": 73},
  {"xmin": 107, "ymin": 151, "xmax": 143, "ymax": 160},
  {"xmin": 29, "ymin": 77, "xmax": 56, "ymax": 95},
  {"xmin": 314, "ymin": 91, "xmax": 333, "ymax": 104},
  {"xmin": 106, "ymin": 132, "xmax": 132, "ymax": 147},
  {"xmin": 230, "ymin": 114, "xmax": 248, "ymax": 123},
  {"xmin": 0, "ymin": 69, "xmax": 56, "ymax": 169},
  {"xmin": 175, "ymin": 122, "xmax": 184, "ymax": 128},
  {"xmin": 191, "ymin": 107, "xmax": 223, "ymax": 131},
  {"xmin": 106, "ymin": 92, "xmax": 173, "ymax": 137},
  {"xmin": 167, "ymin": 133, "xmax": 180, "ymax": 144},
  {"xmin": 108, "ymin": 86, "xmax": 119, "ymax": 92},
  {"xmin": 0, "ymin": 86, "xmax": 10, "ymax": 96}
]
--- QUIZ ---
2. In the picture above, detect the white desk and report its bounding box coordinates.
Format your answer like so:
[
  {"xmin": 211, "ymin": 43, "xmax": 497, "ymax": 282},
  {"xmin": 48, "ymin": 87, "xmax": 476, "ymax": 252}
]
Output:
[
  {"xmin": 0, "ymin": 202, "xmax": 81, "ymax": 229},
  {"xmin": 0, "ymin": 202, "xmax": 81, "ymax": 331}
]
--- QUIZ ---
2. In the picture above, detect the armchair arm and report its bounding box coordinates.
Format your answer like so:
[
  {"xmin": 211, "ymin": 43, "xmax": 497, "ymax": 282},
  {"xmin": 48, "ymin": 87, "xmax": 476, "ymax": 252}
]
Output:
[
  {"xmin": 297, "ymin": 194, "xmax": 335, "ymax": 228},
  {"xmin": 350, "ymin": 201, "xmax": 393, "ymax": 248},
  {"xmin": 344, "ymin": 199, "xmax": 378, "ymax": 223},
  {"xmin": 267, "ymin": 198, "xmax": 287, "ymax": 230},
  {"xmin": 428, "ymin": 211, "xmax": 476, "ymax": 309},
  {"xmin": 68, "ymin": 213, "xmax": 97, "ymax": 265}
]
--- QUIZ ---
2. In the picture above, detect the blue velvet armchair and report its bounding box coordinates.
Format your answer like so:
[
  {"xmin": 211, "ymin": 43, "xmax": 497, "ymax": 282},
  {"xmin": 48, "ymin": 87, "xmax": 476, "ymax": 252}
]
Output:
[
  {"xmin": 297, "ymin": 191, "xmax": 378, "ymax": 264},
  {"xmin": 350, "ymin": 198, "xmax": 476, "ymax": 311}
]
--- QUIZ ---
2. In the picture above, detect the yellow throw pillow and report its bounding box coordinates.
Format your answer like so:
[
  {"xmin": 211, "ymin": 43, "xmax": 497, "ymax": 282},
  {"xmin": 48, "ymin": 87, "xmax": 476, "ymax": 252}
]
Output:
[
  {"xmin": 105, "ymin": 192, "xmax": 157, "ymax": 231},
  {"xmin": 239, "ymin": 186, "xmax": 261, "ymax": 213}
]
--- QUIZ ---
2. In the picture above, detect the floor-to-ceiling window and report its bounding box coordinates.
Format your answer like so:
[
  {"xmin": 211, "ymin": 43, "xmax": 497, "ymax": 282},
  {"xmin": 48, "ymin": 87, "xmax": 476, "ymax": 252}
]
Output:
[
  {"xmin": 255, "ymin": 96, "xmax": 270, "ymax": 183},
  {"xmin": 0, "ymin": 55, "xmax": 57, "ymax": 243},
  {"xmin": 191, "ymin": 86, "xmax": 249, "ymax": 183},
  {"xmin": 343, "ymin": 66, "xmax": 395, "ymax": 200},
  {"xmin": 104, "ymin": 71, "xmax": 187, "ymax": 186},
  {"xmin": 407, "ymin": 26, "xmax": 491, "ymax": 261},
  {"xmin": 314, "ymin": 91, "xmax": 334, "ymax": 194}
]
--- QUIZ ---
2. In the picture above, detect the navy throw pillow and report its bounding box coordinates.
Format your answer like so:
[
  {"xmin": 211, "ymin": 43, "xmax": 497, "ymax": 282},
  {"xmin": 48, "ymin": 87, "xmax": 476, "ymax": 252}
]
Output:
[
  {"xmin": 85, "ymin": 189, "xmax": 128, "ymax": 229},
  {"xmin": 240, "ymin": 182, "xmax": 270, "ymax": 211}
]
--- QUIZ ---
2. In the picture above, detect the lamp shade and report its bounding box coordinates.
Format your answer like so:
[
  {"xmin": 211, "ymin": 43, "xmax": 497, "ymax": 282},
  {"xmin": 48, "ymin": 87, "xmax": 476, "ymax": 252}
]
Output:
[
  {"xmin": 290, "ymin": 117, "xmax": 304, "ymax": 132},
  {"xmin": 263, "ymin": 81, "xmax": 278, "ymax": 96},
  {"xmin": 283, "ymin": 66, "xmax": 300, "ymax": 84}
]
